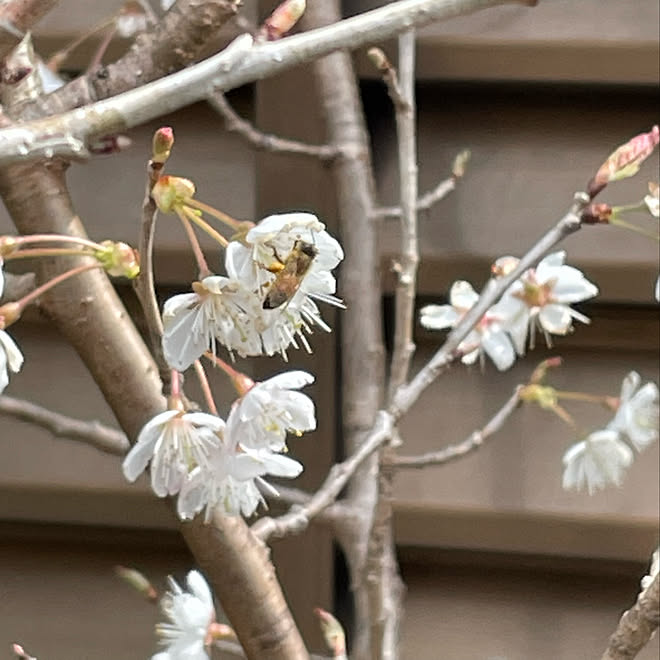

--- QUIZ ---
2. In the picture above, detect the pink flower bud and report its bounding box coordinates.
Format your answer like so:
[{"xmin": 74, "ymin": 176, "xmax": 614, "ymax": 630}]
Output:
[
  {"xmin": 151, "ymin": 175, "xmax": 196, "ymax": 213},
  {"xmin": 259, "ymin": 0, "xmax": 306, "ymax": 41},
  {"xmin": 152, "ymin": 127, "xmax": 174, "ymax": 164},
  {"xmin": 314, "ymin": 607, "xmax": 347, "ymax": 657},
  {"xmin": 588, "ymin": 125, "xmax": 660, "ymax": 198}
]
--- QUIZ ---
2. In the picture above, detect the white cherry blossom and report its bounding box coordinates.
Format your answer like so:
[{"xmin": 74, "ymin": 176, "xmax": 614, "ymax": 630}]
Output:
[
  {"xmin": 609, "ymin": 371, "xmax": 659, "ymax": 452},
  {"xmin": 161, "ymin": 276, "xmax": 263, "ymax": 370},
  {"xmin": 152, "ymin": 570, "xmax": 214, "ymax": 660},
  {"xmin": 226, "ymin": 370, "xmax": 316, "ymax": 452},
  {"xmin": 122, "ymin": 410, "xmax": 225, "ymax": 497},
  {"xmin": 494, "ymin": 251, "xmax": 598, "ymax": 355},
  {"xmin": 177, "ymin": 442, "xmax": 303, "ymax": 521},
  {"xmin": 420, "ymin": 280, "xmax": 516, "ymax": 371},
  {"xmin": 562, "ymin": 429, "xmax": 633, "ymax": 495}
]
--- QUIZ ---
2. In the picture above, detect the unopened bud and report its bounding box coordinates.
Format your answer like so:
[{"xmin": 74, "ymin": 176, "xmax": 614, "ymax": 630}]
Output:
[
  {"xmin": 152, "ymin": 127, "xmax": 174, "ymax": 164},
  {"xmin": 588, "ymin": 125, "xmax": 660, "ymax": 198},
  {"xmin": 0, "ymin": 301, "xmax": 22, "ymax": 329},
  {"xmin": 314, "ymin": 608, "xmax": 346, "ymax": 657},
  {"xmin": 452, "ymin": 149, "xmax": 471, "ymax": 179},
  {"xmin": 529, "ymin": 356, "xmax": 562, "ymax": 384},
  {"xmin": 95, "ymin": 240, "xmax": 140, "ymax": 279},
  {"xmin": 115, "ymin": 566, "xmax": 158, "ymax": 602},
  {"xmin": 0, "ymin": 236, "xmax": 19, "ymax": 257},
  {"xmin": 581, "ymin": 203, "xmax": 612, "ymax": 224},
  {"xmin": 259, "ymin": 0, "xmax": 306, "ymax": 41},
  {"xmin": 152, "ymin": 175, "xmax": 196, "ymax": 213},
  {"xmin": 367, "ymin": 47, "xmax": 390, "ymax": 72},
  {"xmin": 491, "ymin": 255, "xmax": 519, "ymax": 278}
]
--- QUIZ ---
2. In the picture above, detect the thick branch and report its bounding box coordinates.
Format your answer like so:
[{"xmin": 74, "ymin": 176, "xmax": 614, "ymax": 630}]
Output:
[
  {"xmin": 0, "ymin": 0, "xmax": 534, "ymax": 164},
  {"xmin": 390, "ymin": 385, "xmax": 522, "ymax": 468},
  {"xmin": 23, "ymin": 0, "xmax": 242, "ymax": 119},
  {"xmin": 0, "ymin": 395, "xmax": 129, "ymax": 455},
  {"xmin": 0, "ymin": 163, "xmax": 307, "ymax": 660},
  {"xmin": 209, "ymin": 91, "xmax": 339, "ymax": 161},
  {"xmin": 602, "ymin": 573, "xmax": 660, "ymax": 660}
]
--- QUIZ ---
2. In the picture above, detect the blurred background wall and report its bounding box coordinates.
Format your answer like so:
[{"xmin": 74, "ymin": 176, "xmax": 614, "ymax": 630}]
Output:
[{"xmin": 0, "ymin": 1, "xmax": 658, "ymax": 658}]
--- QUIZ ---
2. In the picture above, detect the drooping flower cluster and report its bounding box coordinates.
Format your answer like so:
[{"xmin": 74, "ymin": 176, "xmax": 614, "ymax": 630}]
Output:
[
  {"xmin": 122, "ymin": 371, "xmax": 315, "ymax": 520},
  {"xmin": 162, "ymin": 212, "xmax": 344, "ymax": 370},
  {"xmin": 562, "ymin": 372, "xmax": 659, "ymax": 494},
  {"xmin": 420, "ymin": 251, "xmax": 598, "ymax": 370}
]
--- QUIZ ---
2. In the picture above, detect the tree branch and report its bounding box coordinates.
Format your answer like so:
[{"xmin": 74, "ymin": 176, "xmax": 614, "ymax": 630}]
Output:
[
  {"xmin": 0, "ymin": 271, "xmax": 35, "ymax": 303},
  {"xmin": 252, "ymin": 411, "xmax": 394, "ymax": 542},
  {"xmin": 22, "ymin": 0, "xmax": 242, "ymax": 120},
  {"xmin": 391, "ymin": 191, "xmax": 590, "ymax": 420},
  {"xmin": 390, "ymin": 385, "xmax": 523, "ymax": 468},
  {"xmin": 0, "ymin": 0, "xmax": 535, "ymax": 164},
  {"xmin": 0, "ymin": 395, "xmax": 129, "ymax": 454},
  {"xmin": 372, "ymin": 175, "xmax": 457, "ymax": 220},
  {"xmin": 601, "ymin": 572, "xmax": 660, "ymax": 660},
  {"xmin": 0, "ymin": 0, "xmax": 60, "ymax": 62},
  {"xmin": 208, "ymin": 91, "xmax": 339, "ymax": 161}
]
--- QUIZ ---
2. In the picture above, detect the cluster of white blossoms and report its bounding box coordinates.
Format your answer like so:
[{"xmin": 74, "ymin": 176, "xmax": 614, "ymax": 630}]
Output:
[
  {"xmin": 420, "ymin": 251, "xmax": 599, "ymax": 370},
  {"xmin": 122, "ymin": 371, "xmax": 315, "ymax": 520},
  {"xmin": 0, "ymin": 261, "xmax": 24, "ymax": 394},
  {"xmin": 162, "ymin": 213, "xmax": 344, "ymax": 370},
  {"xmin": 562, "ymin": 371, "xmax": 659, "ymax": 494}
]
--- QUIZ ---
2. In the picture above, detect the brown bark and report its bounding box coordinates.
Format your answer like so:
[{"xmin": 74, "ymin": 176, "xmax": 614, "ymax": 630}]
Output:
[
  {"xmin": 302, "ymin": 3, "xmax": 386, "ymax": 658},
  {"xmin": 0, "ymin": 162, "xmax": 308, "ymax": 660}
]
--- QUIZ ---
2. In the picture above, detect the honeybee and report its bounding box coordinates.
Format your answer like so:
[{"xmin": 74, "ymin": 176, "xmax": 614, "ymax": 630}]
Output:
[{"xmin": 262, "ymin": 240, "xmax": 318, "ymax": 309}]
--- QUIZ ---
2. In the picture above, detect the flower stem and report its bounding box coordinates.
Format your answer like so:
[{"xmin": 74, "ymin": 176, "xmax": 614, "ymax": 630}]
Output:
[
  {"xmin": 186, "ymin": 198, "xmax": 251, "ymax": 232},
  {"xmin": 181, "ymin": 205, "xmax": 230, "ymax": 248},
  {"xmin": 203, "ymin": 351, "xmax": 254, "ymax": 395},
  {"xmin": 609, "ymin": 217, "xmax": 660, "ymax": 240},
  {"xmin": 555, "ymin": 391, "xmax": 612, "ymax": 405},
  {"xmin": 4, "ymin": 247, "xmax": 96, "ymax": 260},
  {"xmin": 194, "ymin": 360, "xmax": 218, "ymax": 416},
  {"xmin": 175, "ymin": 207, "xmax": 212, "ymax": 279},
  {"xmin": 4, "ymin": 234, "xmax": 106, "ymax": 251},
  {"xmin": 15, "ymin": 262, "xmax": 102, "ymax": 313}
]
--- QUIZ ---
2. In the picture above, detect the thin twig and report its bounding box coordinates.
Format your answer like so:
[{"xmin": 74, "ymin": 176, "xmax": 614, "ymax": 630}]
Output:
[
  {"xmin": 251, "ymin": 411, "xmax": 394, "ymax": 541},
  {"xmin": 368, "ymin": 47, "xmax": 409, "ymax": 113},
  {"xmin": 391, "ymin": 191, "xmax": 590, "ymax": 420},
  {"xmin": 0, "ymin": 0, "xmax": 534, "ymax": 164},
  {"xmin": 0, "ymin": 395, "xmax": 129, "ymax": 455},
  {"xmin": 0, "ymin": 0, "xmax": 60, "ymax": 62},
  {"xmin": 373, "ymin": 176, "xmax": 456, "ymax": 220},
  {"xmin": 208, "ymin": 91, "xmax": 339, "ymax": 161},
  {"xmin": 390, "ymin": 385, "xmax": 523, "ymax": 468},
  {"xmin": 132, "ymin": 143, "xmax": 168, "ymax": 388},
  {"xmin": 601, "ymin": 572, "xmax": 660, "ymax": 660}
]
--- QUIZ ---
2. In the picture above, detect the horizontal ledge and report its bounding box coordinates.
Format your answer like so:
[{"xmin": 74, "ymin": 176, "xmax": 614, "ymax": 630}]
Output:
[
  {"xmin": 1, "ymin": 485, "xmax": 656, "ymax": 563},
  {"xmin": 394, "ymin": 502, "xmax": 659, "ymax": 563},
  {"xmin": 356, "ymin": 39, "xmax": 660, "ymax": 86}
]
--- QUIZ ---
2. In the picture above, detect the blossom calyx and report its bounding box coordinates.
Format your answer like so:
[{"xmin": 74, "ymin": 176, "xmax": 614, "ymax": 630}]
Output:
[
  {"xmin": 0, "ymin": 236, "xmax": 18, "ymax": 257},
  {"xmin": 0, "ymin": 302, "xmax": 21, "ymax": 329},
  {"xmin": 95, "ymin": 240, "xmax": 140, "ymax": 279},
  {"xmin": 588, "ymin": 125, "xmax": 660, "ymax": 198},
  {"xmin": 152, "ymin": 175, "xmax": 195, "ymax": 213}
]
